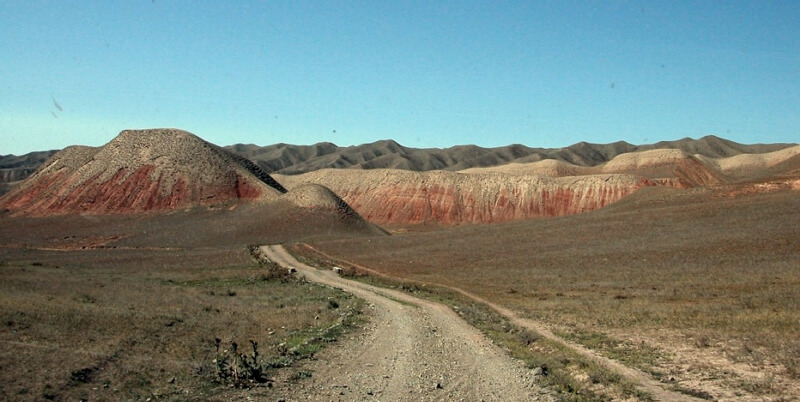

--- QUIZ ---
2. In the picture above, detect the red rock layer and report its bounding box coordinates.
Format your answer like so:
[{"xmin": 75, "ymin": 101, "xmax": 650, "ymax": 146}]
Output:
[
  {"xmin": 276, "ymin": 170, "xmax": 656, "ymax": 225},
  {"xmin": 0, "ymin": 129, "xmax": 283, "ymax": 216},
  {"xmin": 0, "ymin": 166, "xmax": 264, "ymax": 216}
]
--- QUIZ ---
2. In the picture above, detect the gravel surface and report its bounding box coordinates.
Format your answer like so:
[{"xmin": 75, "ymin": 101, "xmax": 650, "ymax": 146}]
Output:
[{"xmin": 261, "ymin": 245, "xmax": 555, "ymax": 401}]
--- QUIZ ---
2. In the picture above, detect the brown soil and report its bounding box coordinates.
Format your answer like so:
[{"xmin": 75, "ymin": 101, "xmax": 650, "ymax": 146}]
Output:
[
  {"xmin": 2, "ymin": 131, "xmax": 798, "ymax": 400},
  {"xmin": 0, "ymin": 195, "xmax": 386, "ymax": 400}
]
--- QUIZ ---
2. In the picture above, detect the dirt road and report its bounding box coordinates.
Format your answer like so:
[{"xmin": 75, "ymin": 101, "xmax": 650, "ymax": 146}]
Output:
[
  {"xmin": 296, "ymin": 244, "xmax": 705, "ymax": 402},
  {"xmin": 260, "ymin": 245, "xmax": 553, "ymax": 401}
]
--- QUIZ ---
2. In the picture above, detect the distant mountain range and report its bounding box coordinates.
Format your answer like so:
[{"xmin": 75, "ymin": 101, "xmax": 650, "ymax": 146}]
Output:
[
  {"xmin": 227, "ymin": 135, "xmax": 791, "ymax": 174},
  {"xmin": 2, "ymin": 135, "xmax": 795, "ymax": 197},
  {"xmin": 2, "ymin": 131, "xmax": 798, "ymax": 225}
]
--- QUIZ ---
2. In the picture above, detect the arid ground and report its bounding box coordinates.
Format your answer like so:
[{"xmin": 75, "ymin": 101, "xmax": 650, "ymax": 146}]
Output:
[
  {"xmin": 297, "ymin": 182, "xmax": 800, "ymax": 400},
  {"xmin": 1, "ymin": 131, "xmax": 798, "ymax": 401},
  {"xmin": 0, "ymin": 202, "xmax": 384, "ymax": 401}
]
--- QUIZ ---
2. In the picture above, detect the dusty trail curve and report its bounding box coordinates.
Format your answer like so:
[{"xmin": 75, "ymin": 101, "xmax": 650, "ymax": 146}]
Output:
[
  {"xmin": 293, "ymin": 244, "xmax": 704, "ymax": 402},
  {"xmin": 260, "ymin": 245, "xmax": 552, "ymax": 401}
]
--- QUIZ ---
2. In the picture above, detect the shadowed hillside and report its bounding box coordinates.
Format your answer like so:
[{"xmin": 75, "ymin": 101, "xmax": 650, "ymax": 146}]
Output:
[{"xmin": 0, "ymin": 150, "xmax": 59, "ymax": 196}]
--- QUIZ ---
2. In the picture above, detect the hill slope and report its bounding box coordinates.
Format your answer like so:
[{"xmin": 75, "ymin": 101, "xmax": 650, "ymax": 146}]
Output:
[
  {"xmin": 2, "ymin": 136, "xmax": 793, "ymax": 193},
  {"xmin": 277, "ymin": 170, "xmax": 655, "ymax": 225},
  {"xmin": 0, "ymin": 150, "xmax": 59, "ymax": 196},
  {"xmin": 0, "ymin": 129, "xmax": 289, "ymax": 216},
  {"xmin": 278, "ymin": 144, "xmax": 800, "ymax": 225},
  {"xmin": 3, "ymin": 132, "xmax": 796, "ymax": 225}
]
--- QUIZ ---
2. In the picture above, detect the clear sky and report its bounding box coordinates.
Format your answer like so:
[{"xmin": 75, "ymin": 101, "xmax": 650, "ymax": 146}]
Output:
[{"xmin": 2, "ymin": 1, "xmax": 799, "ymax": 155}]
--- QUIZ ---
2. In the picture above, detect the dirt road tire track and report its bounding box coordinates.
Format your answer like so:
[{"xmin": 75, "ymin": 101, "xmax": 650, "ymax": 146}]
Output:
[
  {"xmin": 292, "ymin": 243, "xmax": 704, "ymax": 402},
  {"xmin": 260, "ymin": 245, "xmax": 553, "ymax": 401}
]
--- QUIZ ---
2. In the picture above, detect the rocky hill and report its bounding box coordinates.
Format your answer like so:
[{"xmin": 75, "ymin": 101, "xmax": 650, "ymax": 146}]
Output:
[
  {"xmin": 0, "ymin": 129, "xmax": 291, "ymax": 216},
  {"xmin": 3, "ymin": 136, "xmax": 793, "ymax": 194},
  {"xmin": 277, "ymin": 170, "xmax": 655, "ymax": 225},
  {"xmin": 277, "ymin": 145, "xmax": 800, "ymax": 225},
  {"xmin": 3, "ymin": 131, "xmax": 797, "ymax": 225},
  {"xmin": 0, "ymin": 129, "xmax": 370, "ymax": 223}
]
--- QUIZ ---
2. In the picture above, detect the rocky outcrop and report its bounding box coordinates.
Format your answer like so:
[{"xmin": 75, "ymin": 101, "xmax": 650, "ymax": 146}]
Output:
[
  {"xmin": 0, "ymin": 129, "xmax": 287, "ymax": 216},
  {"xmin": 276, "ymin": 170, "xmax": 655, "ymax": 225}
]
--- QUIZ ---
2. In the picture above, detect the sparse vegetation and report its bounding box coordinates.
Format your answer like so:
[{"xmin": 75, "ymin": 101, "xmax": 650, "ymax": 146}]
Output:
[
  {"xmin": 311, "ymin": 264, "xmax": 650, "ymax": 401},
  {"xmin": 213, "ymin": 339, "xmax": 269, "ymax": 387},
  {"xmin": 555, "ymin": 328, "xmax": 666, "ymax": 375},
  {"xmin": 0, "ymin": 252, "xmax": 365, "ymax": 401},
  {"xmin": 1, "ymin": 132, "xmax": 798, "ymax": 399},
  {"xmin": 299, "ymin": 187, "xmax": 800, "ymax": 400}
]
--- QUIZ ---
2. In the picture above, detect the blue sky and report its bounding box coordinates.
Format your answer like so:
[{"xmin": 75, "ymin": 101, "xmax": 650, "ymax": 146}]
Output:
[{"xmin": 1, "ymin": 1, "xmax": 798, "ymax": 155}]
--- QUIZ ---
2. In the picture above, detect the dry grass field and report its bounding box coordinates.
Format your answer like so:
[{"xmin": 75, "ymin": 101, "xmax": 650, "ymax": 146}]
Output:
[
  {"xmin": 304, "ymin": 183, "xmax": 800, "ymax": 400},
  {"xmin": 0, "ymin": 204, "xmax": 380, "ymax": 401},
  {"xmin": 1, "ymin": 130, "xmax": 797, "ymax": 400},
  {"xmin": 0, "ymin": 249, "xmax": 365, "ymax": 401}
]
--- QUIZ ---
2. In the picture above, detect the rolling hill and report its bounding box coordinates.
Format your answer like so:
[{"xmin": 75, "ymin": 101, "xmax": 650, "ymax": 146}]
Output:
[
  {"xmin": 277, "ymin": 144, "xmax": 800, "ymax": 225},
  {"xmin": 3, "ymin": 131, "xmax": 797, "ymax": 225},
  {"xmin": 0, "ymin": 129, "xmax": 377, "ymax": 230},
  {"xmin": 0, "ymin": 129, "xmax": 290, "ymax": 216},
  {"xmin": 2, "ymin": 135, "xmax": 793, "ymax": 196}
]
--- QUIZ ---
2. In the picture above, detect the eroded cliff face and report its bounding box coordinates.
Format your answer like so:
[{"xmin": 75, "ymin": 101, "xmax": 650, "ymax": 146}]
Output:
[{"xmin": 276, "ymin": 170, "xmax": 655, "ymax": 225}]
